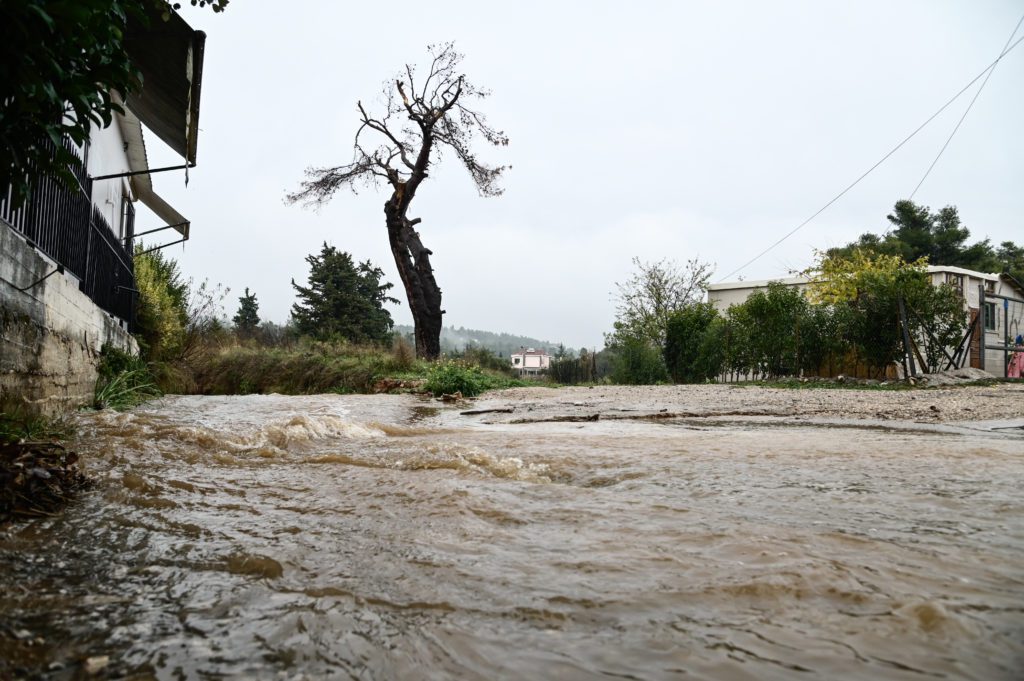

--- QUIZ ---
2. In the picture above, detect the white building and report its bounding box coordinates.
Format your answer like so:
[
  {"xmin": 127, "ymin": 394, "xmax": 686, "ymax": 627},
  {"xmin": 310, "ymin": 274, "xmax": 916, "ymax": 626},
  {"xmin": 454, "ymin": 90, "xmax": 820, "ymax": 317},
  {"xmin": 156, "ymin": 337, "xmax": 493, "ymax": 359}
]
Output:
[
  {"xmin": 511, "ymin": 348, "xmax": 551, "ymax": 376},
  {"xmin": 706, "ymin": 265, "xmax": 1024, "ymax": 377}
]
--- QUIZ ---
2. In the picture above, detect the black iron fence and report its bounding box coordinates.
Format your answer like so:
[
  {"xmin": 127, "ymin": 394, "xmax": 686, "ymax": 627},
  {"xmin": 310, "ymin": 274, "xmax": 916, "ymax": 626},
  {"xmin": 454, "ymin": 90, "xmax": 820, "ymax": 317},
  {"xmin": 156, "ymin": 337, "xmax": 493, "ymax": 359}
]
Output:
[{"xmin": 0, "ymin": 137, "xmax": 136, "ymax": 327}]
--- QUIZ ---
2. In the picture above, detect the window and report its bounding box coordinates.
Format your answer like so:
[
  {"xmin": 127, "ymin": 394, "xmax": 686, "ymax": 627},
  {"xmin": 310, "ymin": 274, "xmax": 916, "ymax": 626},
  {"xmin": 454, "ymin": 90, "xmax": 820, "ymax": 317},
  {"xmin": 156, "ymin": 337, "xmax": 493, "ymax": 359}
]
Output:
[
  {"xmin": 984, "ymin": 302, "xmax": 997, "ymax": 331},
  {"xmin": 944, "ymin": 272, "xmax": 964, "ymax": 295}
]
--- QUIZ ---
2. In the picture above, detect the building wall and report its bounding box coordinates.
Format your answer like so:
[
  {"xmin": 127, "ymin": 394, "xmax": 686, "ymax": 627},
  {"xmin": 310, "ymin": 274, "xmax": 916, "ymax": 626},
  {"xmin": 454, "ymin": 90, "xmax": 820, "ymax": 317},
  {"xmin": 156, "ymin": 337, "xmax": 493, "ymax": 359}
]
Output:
[
  {"xmin": 1, "ymin": 222, "xmax": 137, "ymax": 417},
  {"xmin": 510, "ymin": 352, "xmax": 551, "ymax": 373},
  {"xmin": 87, "ymin": 122, "xmax": 133, "ymax": 240},
  {"xmin": 707, "ymin": 277, "xmax": 811, "ymax": 314},
  {"xmin": 980, "ymin": 280, "xmax": 1024, "ymax": 376},
  {"xmin": 927, "ymin": 268, "xmax": 1023, "ymax": 375}
]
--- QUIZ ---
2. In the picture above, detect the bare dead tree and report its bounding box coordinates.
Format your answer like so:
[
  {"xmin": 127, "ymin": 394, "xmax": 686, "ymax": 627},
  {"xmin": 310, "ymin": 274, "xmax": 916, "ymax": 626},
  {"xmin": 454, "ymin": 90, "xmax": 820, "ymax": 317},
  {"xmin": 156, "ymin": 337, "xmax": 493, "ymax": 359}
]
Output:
[{"xmin": 287, "ymin": 43, "xmax": 508, "ymax": 359}]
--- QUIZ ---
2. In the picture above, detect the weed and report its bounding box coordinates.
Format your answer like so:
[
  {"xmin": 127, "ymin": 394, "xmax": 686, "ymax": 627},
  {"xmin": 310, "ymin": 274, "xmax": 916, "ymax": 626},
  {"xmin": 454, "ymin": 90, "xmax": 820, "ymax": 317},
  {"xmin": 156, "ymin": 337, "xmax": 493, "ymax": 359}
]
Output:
[{"xmin": 94, "ymin": 369, "xmax": 162, "ymax": 410}]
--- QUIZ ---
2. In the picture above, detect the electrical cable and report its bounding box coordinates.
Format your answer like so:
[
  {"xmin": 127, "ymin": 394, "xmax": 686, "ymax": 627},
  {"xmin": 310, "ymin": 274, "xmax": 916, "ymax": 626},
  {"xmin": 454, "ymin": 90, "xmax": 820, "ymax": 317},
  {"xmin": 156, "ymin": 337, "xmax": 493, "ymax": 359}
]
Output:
[
  {"xmin": 909, "ymin": 12, "xmax": 1024, "ymax": 199},
  {"xmin": 717, "ymin": 31, "xmax": 1024, "ymax": 283}
]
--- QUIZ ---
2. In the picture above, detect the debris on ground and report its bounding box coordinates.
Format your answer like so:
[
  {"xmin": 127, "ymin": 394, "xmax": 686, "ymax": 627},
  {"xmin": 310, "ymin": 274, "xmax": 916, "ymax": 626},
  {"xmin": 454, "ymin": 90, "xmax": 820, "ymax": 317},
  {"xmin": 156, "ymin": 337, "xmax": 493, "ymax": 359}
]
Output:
[{"xmin": 0, "ymin": 439, "xmax": 91, "ymax": 523}]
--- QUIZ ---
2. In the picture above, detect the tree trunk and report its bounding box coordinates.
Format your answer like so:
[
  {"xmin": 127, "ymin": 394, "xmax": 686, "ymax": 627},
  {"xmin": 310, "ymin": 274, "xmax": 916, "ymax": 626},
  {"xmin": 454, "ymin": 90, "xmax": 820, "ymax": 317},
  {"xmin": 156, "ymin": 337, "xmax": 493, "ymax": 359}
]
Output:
[{"xmin": 385, "ymin": 195, "xmax": 442, "ymax": 359}]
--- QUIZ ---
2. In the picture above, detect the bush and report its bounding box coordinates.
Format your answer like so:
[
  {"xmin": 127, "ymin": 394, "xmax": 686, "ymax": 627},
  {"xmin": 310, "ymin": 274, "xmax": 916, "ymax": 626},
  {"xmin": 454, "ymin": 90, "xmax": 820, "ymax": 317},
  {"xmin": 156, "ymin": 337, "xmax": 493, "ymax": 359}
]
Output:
[
  {"xmin": 425, "ymin": 360, "xmax": 491, "ymax": 397},
  {"xmin": 610, "ymin": 339, "xmax": 669, "ymax": 385},
  {"xmin": 664, "ymin": 302, "xmax": 722, "ymax": 382},
  {"xmin": 93, "ymin": 344, "xmax": 161, "ymax": 410}
]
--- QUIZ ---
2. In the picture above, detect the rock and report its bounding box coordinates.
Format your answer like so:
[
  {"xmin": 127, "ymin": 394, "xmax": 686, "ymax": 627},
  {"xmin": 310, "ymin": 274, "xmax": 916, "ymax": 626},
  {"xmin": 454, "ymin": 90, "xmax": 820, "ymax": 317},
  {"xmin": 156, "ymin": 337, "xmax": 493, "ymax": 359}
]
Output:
[{"xmin": 83, "ymin": 656, "xmax": 109, "ymax": 675}]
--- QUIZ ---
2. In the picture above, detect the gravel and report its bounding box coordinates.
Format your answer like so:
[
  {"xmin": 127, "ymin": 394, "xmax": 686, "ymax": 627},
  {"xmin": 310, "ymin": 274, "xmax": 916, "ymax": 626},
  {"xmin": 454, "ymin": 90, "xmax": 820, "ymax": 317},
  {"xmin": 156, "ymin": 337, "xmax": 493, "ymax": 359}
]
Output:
[{"xmin": 474, "ymin": 380, "xmax": 1024, "ymax": 425}]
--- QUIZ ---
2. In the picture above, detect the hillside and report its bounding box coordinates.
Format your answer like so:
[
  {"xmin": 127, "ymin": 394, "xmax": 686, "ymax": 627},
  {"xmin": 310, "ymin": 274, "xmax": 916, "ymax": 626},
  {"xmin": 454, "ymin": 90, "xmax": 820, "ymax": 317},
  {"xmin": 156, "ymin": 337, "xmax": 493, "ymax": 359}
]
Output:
[{"xmin": 394, "ymin": 324, "xmax": 564, "ymax": 357}]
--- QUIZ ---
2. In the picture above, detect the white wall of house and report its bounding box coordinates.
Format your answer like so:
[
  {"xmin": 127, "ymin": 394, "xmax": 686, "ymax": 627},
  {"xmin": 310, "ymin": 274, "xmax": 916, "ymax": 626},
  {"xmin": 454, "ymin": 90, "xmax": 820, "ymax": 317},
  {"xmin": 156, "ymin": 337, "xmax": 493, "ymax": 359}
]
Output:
[
  {"xmin": 86, "ymin": 121, "xmax": 134, "ymax": 240},
  {"xmin": 707, "ymin": 275, "xmax": 811, "ymax": 314},
  {"xmin": 511, "ymin": 349, "xmax": 551, "ymax": 373},
  {"xmin": 925, "ymin": 266, "xmax": 1023, "ymax": 374}
]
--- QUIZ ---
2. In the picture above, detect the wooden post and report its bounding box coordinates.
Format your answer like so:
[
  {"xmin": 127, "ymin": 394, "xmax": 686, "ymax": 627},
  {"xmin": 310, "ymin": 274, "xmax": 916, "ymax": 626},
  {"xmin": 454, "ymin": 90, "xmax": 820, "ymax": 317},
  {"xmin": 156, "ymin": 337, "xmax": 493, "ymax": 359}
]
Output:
[
  {"xmin": 898, "ymin": 295, "xmax": 917, "ymax": 378},
  {"xmin": 1004, "ymin": 297, "xmax": 1010, "ymax": 378},
  {"xmin": 978, "ymin": 284, "xmax": 986, "ymax": 372}
]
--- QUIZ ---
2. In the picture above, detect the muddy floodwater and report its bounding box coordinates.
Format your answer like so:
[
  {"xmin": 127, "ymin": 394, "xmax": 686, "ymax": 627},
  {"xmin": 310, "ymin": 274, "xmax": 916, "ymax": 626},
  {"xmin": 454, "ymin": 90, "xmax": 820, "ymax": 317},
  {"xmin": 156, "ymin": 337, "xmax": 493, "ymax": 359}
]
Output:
[{"xmin": 2, "ymin": 391, "xmax": 1023, "ymax": 680}]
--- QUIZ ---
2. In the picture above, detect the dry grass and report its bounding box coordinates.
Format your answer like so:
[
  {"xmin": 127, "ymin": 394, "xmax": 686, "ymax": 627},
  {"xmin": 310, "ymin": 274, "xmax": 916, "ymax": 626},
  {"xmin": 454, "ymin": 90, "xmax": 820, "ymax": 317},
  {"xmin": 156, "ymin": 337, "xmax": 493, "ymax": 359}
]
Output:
[{"xmin": 180, "ymin": 338, "xmax": 431, "ymax": 395}]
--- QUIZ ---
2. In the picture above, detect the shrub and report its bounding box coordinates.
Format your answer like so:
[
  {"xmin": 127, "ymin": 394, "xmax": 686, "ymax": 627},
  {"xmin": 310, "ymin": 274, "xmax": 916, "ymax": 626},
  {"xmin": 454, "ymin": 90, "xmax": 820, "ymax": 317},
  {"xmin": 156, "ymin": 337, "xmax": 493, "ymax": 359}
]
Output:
[
  {"xmin": 610, "ymin": 338, "xmax": 669, "ymax": 385},
  {"xmin": 94, "ymin": 344, "xmax": 161, "ymax": 410},
  {"xmin": 425, "ymin": 360, "xmax": 491, "ymax": 397},
  {"xmin": 664, "ymin": 302, "xmax": 722, "ymax": 382}
]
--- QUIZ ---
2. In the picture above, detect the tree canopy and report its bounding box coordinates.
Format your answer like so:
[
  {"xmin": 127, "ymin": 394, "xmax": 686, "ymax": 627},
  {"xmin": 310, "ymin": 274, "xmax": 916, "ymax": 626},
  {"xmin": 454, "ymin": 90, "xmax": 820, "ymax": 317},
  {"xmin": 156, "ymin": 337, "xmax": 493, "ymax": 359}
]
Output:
[
  {"xmin": 828, "ymin": 200, "xmax": 1023, "ymax": 282},
  {"xmin": 290, "ymin": 243, "xmax": 398, "ymax": 344},
  {"xmin": 608, "ymin": 257, "xmax": 713, "ymax": 349},
  {"xmin": 287, "ymin": 43, "xmax": 508, "ymax": 359},
  {"xmin": 0, "ymin": 0, "xmax": 227, "ymax": 204}
]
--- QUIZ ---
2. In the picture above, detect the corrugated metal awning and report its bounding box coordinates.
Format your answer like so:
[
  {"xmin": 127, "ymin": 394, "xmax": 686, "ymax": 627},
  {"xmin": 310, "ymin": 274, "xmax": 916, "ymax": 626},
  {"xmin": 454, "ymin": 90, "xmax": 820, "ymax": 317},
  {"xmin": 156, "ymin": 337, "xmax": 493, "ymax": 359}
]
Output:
[
  {"xmin": 116, "ymin": 109, "xmax": 190, "ymax": 238},
  {"xmin": 124, "ymin": 7, "xmax": 206, "ymax": 165}
]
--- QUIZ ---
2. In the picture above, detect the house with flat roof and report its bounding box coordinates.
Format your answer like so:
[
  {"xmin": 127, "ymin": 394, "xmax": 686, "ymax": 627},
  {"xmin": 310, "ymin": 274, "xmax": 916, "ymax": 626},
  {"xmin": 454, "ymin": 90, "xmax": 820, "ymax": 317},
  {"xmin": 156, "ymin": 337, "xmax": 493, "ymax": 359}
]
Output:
[{"xmin": 511, "ymin": 348, "xmax": 551, "ymax": 376}]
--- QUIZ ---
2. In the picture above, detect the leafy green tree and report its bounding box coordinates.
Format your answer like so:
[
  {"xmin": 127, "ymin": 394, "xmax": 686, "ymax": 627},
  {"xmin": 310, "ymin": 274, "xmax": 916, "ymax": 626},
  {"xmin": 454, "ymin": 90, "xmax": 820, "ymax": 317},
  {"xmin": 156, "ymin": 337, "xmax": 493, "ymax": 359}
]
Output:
[
  {"xmin": 609, "ymin": 338, "xmax": 669, "ymax": 385},
  {"xmin": 1, "ymin": 0, "xmax": 227, "ymax": 204},
  {"xmin": 134, "ymin": 245, "xmax": 226, "ymax": 363},
  {"xmin": 827, "ymin": 200, "xmax": 1019, "ymax": 276},
  {"xmin": 609, "ymin": 257, "xmax": 713, "ymax": 350},
  {"xmin": 232, "ymin": 287, "xmax": 260, "ymax": 335},
  {"xmin": 730, "ymin": 283, "xmax": 809, "ymax": 378},
  {"xmin": 134, "ymin": 246, "xmax": 188, "ymax": 360},
  {"xmin": 291, "ymin": 243, "xmax": 398, "ymax": 344},
  {"xmin": 996, "ymin": 241, "xmax": 1024, "ymax": 284},
  {"xmin": 663, "ymin": 302, "xmax": 721, "ymax": 383},
  {"xmin": 805, "ymin": 249, "xmax": 966, "ymax": 375}
]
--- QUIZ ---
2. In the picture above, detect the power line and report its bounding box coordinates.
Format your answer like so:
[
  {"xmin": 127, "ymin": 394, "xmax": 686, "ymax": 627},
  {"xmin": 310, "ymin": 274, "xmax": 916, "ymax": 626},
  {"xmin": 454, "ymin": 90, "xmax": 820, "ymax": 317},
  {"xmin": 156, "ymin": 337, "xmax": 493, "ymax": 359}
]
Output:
[
  {"xmin": 717, "ymin": 31, "xmax": 1024, "ymax": 283},
  {"xmin": 909, "ymin": 12, "xmax": 1024, "ymax": 199}
]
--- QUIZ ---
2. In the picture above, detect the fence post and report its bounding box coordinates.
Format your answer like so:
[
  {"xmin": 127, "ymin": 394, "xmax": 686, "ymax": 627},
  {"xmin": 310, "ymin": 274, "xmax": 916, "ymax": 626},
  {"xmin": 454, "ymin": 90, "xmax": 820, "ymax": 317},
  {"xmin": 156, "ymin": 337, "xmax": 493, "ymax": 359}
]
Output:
[
  {"xmin": 1004, "ymin": 297, "xmax": 1010, "ymax": 378},
  {"xmin": 898, "ymin": 295, "xmax": 917, "ymax": 378},
  {"xmin": 978, "ymin": 284, "xmax": 986, "ymax": 372}
]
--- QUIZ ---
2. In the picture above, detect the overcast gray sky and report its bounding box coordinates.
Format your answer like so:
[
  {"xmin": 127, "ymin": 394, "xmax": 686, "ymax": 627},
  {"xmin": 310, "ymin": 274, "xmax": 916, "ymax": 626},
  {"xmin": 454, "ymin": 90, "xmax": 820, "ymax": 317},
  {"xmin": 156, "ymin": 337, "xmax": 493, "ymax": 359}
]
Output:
[{"xmin": 139, "ymin": 1, "xmax": 1024, "ymax": 350}]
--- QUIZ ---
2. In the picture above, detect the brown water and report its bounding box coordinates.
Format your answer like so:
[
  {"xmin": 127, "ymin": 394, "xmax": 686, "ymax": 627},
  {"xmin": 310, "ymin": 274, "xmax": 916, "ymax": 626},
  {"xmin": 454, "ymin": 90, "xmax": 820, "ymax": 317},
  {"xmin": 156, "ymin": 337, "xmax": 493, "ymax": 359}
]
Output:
[{"xmin": 2, "ymin": 394, "xmax": 1022, "ymax": 680}]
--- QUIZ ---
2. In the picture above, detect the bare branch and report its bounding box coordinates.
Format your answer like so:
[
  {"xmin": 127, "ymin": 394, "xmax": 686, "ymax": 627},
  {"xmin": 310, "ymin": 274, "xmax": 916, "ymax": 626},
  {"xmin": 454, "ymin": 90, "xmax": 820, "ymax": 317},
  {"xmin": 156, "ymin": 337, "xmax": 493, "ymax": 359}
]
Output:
[
  {"xmin": 288, "ymin": 42, "xmax": 508, "ymax": 205},
  {"xmin": 285, "ymin": 159, "xmax": 377, "ymax": 207},
  {"xmin": 358, "ymin": 101, "xmax": 415, "ymax": 170}
]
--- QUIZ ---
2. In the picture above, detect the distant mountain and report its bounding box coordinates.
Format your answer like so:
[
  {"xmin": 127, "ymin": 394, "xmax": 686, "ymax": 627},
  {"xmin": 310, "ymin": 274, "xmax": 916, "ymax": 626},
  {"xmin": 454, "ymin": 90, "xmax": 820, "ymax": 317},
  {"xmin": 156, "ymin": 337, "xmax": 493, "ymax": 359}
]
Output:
[{"xmin": 393, "ymin": 324, "xmax": 564, "ymax": 357}]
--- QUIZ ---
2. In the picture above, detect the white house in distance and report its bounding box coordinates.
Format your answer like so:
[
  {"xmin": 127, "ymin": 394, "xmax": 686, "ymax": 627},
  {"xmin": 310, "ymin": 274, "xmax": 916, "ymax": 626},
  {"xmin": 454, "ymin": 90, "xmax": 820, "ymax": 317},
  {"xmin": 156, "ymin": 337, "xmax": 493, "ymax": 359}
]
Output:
[
  {"xmin": 706, "ymin": 265, "xmax": 1024, "ymax": 377},
  {"xmin": 511, "ymin": 348, "xmax": 551, "ymax": 376}
]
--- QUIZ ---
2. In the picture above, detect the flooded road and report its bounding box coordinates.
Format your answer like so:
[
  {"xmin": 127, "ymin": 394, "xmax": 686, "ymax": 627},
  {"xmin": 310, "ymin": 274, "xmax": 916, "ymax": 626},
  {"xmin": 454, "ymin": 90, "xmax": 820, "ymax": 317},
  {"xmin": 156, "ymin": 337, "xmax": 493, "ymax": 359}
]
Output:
[{"xmin": 2, "ymin": 393, "xmax": 1023, "ymax": 679}]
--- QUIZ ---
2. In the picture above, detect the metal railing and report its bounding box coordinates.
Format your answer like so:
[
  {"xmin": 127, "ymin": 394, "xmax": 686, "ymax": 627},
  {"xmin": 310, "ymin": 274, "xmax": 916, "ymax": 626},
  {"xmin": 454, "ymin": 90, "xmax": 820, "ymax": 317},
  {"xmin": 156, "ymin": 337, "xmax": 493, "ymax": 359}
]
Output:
[{"xmin": 1, "ymin": 137, "xmax": 136, "ymax": 328}]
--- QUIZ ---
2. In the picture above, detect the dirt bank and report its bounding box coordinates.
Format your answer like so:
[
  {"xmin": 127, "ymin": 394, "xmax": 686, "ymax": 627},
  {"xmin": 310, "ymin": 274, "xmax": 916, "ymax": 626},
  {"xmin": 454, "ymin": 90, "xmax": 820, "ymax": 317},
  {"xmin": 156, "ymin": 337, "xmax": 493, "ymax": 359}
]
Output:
[{"xmin": 471, "ymin": 381, "xmax": 1024, "ymax": 425}]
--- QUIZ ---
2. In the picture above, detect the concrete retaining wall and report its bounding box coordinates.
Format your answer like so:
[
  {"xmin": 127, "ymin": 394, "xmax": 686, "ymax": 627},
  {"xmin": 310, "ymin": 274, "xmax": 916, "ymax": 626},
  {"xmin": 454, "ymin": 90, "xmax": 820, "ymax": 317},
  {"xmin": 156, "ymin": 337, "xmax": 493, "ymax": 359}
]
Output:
[{"xmin": 1, "ymin": 221, "xmax": 137, "ymax": 417}]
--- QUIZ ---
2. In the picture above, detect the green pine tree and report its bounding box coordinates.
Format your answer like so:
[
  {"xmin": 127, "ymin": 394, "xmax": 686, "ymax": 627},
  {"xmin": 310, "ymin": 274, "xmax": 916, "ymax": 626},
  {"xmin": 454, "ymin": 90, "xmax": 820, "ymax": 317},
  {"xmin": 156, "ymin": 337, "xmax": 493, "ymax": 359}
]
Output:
[
  {"xmin": 291, "ymin": 243, "xmax": 398, "ymax": 343},
  {"xmin": 233, "ymin": 287, "xmax": 260, "ymax": 335}
]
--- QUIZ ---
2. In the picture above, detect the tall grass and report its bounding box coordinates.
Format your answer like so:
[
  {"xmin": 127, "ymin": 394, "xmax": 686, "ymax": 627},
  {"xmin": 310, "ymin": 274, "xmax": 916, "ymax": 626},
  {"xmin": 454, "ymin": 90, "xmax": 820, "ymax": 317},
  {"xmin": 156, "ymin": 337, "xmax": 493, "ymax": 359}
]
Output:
[
  {"xmin": 185, "ymin": 338, "xmax": 431, "ymax": 395},
  {"xmin": 93, "ymin": 344, "xmax": 162, "ymax": 410},
  {"xmin": 93, "ymin": 369, "xmax": 161, "ymax": 410}
]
